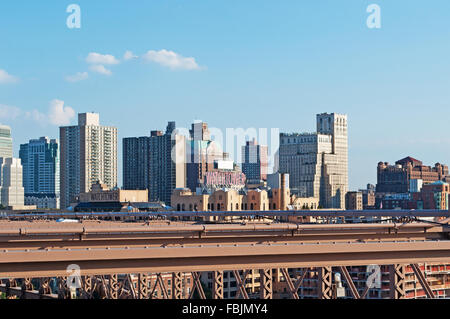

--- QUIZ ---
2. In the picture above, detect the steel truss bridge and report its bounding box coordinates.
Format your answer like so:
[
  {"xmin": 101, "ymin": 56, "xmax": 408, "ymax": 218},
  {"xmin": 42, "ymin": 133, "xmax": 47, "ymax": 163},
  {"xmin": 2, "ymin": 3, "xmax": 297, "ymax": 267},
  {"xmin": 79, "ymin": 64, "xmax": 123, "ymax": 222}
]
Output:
[{"xmin": 0, "ymin": 209, "xmax": 449, "ymax": 299}]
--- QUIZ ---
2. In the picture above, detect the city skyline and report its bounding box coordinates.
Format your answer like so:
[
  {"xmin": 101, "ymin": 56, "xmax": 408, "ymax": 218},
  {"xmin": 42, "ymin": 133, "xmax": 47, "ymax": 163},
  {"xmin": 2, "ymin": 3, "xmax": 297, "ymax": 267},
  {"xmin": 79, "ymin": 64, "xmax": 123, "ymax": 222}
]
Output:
[{"xmin": 2, "ymin": 0, "xmax": 450, "ymax": 190}]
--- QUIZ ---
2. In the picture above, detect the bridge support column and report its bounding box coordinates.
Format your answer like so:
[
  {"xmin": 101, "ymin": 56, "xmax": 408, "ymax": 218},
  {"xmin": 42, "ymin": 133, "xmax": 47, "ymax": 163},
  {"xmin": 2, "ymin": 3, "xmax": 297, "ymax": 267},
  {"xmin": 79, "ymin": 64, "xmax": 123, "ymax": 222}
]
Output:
[
  {"xmin": 212, "ymin": 271, "xmax": 224, "ymax": 299},
  {"xmin": 138, "ymin": 274, "xmax": 149, "ymax": 299},
  {"xmin": 259, "ymin": 269, "xmax": 273, "ymax": 299},
  {"xmin": 109, "ymin": 274, "xmax": 119, "ymax": 299},
  {"xmin": 20, "ymin": 278, "xmax": 33, "ymax": 299},
  {"xmin": 39, "ymin": 277, "xmax": 52, "ymax": 298},
  {"xmin": 318, "ymin": 267, "xmax": 333, "ymax": 299},
  {"xmin": 172, "ymin": 272, "xmax": 183, "ymax": 299},
  {"xmin": 389, "ymin": 264, "xmax": 406, "ymax": 299},
  {"xmin": 81, "ymin": 276, "xmax": 93, "ymax": 299},
  {"xmin": 57, "ymin": 277, "xmax": 69, "ymax": 299},
  {"xmin": 5, "ymin": 279, "xmax": 17, "ymax": 298}
]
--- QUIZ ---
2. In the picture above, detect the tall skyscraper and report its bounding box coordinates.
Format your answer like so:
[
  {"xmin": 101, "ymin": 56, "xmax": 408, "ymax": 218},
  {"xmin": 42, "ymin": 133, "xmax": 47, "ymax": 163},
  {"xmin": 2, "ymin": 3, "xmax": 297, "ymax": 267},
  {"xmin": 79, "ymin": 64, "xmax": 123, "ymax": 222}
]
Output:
[
  {"xmin": 123, "ymin": 121, "xmax": 186, "ymax": 205},
  {"xmin": 279, "ymin": 113, "xmax": 348, "ymax": 209},
  {"xmin": 19, "ymin": 137, "xmax": 60, "ymax": 209},
  {"xmin": 0, "ymin": 157, "xmax": 24, "ymax": 207},
  {"xmin": 0, "ymin": 125, "xmax": 13, "ymax": 159},
  {"xmin": 186, "ymin": 121, "xmax": 226, "ymax": 191},
  {"xmin": 123, "ymin": 136, "xmax": 150, "ymax": 191},
  {"xmin": 241, "ymin": 138, "xmax": 268, "ymax": 183},
  {"xmin": 60, "ymin": 113, "xmax": 118, "ymax": 208}
]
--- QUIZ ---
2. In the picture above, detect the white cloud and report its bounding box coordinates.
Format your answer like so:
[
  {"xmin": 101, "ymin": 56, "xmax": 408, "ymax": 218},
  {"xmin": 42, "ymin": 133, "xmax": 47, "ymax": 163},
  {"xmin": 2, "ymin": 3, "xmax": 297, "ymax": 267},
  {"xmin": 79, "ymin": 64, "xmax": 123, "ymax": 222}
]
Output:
[
  {"xmin": 25, "ymin": 109, "xmax": 47, "ymax": 122},
  {"xmin": 86, "ymin": 52, "xmax": 119, "ymax": 65},
  {"xmin": 89, "ymin": 64, "xmax": 112, "ymax": 76},
  {"xmin": 48, "ymin": 99, "xmax": 76, "ymax": 125},
  {"xmin": 124, "ymin": 50, "xmax": 138, "ymax": 61},
  {"xmin": 0, "ymin": 100, "xmax": 76, "ymax": 126},
  {"xmin": 0, "ymin": 104, "xmax": 22, "ymax": 119},
  {"xmin": 65, "ymin": 72, "xmax": 89, "ymax": 82},
  {"xmin": 0, "ymin": 69, "xmax": 18, "ymax": 84},
  {"xmin": 142, "ymin": 49, "xmax": 201, "ymax": 70}
]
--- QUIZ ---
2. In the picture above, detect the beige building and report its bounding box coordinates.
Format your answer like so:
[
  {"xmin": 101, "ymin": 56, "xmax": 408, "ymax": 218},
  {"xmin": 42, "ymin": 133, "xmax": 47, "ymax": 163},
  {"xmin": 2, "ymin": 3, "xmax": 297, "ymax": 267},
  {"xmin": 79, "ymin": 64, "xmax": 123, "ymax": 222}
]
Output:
[
  {"xmin": 78, "ymin": 181, "xmax": 148, "ymax": 203},
  {"xmin": 279, "ymin": 113, "xmax": 348, "ymax": 209},
  {"xmin": 0, "ymin": 157, "xmax": 25, "ymax": 208},
  {"xmin": 75, "ymin": 181, "xmax": 151, "ymax": 212},
  {"xmin": 171, "ymin": 188, "xmax": 271, "ymax": 212},
  {"xmin": 60, "ymin": 113, "xmax": 118, "ymax": 208},
  {"xmin": 346, "ymin": 191, "xmax": 363, "ymax": 210},
  {"xmin": 0, "ymin": 125, "xmax": 12, "ymax": 159}
]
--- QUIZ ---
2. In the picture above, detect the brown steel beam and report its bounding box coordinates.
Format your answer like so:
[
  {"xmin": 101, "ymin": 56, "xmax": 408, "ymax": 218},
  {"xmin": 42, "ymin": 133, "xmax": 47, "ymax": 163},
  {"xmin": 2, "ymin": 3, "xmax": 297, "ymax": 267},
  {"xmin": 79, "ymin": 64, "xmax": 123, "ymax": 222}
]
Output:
[
  {"xmin": 233, "ymin": 270, "xmax": 250, "ymax": 299},
  {"xmin": 138, "ymin": 273, "xmax": 149, "ymax": 299},
  {"xmin": 389, "ymin": 264, "xmax": 406, "ymax": 299},
  {"xmin": 293, "ymin": 268, "xmax": 310, "ymax": 291},
  {"xmin": 156, "ymin": 273, "xmax": 169, "ymax": 299},
  {"xmin": 81, "ymin": 276, "xmax": 93, "ymax": 299},
  {"xmin": 0, "ymin": 221, "xmax": 446, "ymax": 250},
  {"xmin": 189, "ymin": 272, "xmax": 206, "ymax": 299},
  {"xmin": 259, "ymin": 269, "xmax": 273, "ymax": 299},
  {"xmin": 212, "ymin": 271, "xmax": 224, "ymax": 299},
  {"xmin": 410, "ymin": 264, "xmax": 436, "ymax": 299},
  {"xmin": 0, "ymin": 241, "xmax": 449, "ymax": 278},
  {"xmin": 338, "ymin": 266, "xmax": 361, "ymax": 299},
  {"xmin": 172, "ymin": 272, "xmax": 183, "ymax": 299},
  {"xmin": 318, "ymin": 267, "xmax": 333, "ymax": 299},
  {"xmin": 109, "ymin": 274, "xmax": 119, "ymax": 299},
  {"xmin": 280, "ymin": 268, "xmax": 299, "ymax": 299}
]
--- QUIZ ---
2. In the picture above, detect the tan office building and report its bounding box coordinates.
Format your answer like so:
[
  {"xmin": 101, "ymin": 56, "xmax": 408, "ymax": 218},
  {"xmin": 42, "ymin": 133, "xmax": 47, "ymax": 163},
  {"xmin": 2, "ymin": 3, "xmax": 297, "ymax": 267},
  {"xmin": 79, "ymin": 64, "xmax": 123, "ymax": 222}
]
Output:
[{"xmin": 60, "ymin": 113, "xmax": 118, "ymax": 208}]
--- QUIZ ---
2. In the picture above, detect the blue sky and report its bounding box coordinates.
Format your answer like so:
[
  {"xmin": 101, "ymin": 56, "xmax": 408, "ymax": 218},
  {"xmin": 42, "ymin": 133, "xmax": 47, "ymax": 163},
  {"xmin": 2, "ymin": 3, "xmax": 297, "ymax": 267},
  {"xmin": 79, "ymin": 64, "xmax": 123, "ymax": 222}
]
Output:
[{"xmin": 1, "ymin": 0, "xmax": 450, "ymax": 190}]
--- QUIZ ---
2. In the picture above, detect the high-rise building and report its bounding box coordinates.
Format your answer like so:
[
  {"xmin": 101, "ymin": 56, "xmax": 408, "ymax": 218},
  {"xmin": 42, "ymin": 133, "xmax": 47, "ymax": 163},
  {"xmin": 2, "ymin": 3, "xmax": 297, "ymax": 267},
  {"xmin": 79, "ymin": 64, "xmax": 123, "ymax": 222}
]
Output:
[
  {"xmin": 123, "ymin": 122, "xmax": 186, "ymax": 205},
  {"xmin": 186, "ymin": 121, "xmax": 226, "ymax": 191},
  {"xmin": 0, "ymin": 125, "xmax": 13, "ymax": 159},
  {"xmin": 279, "ymin": 113, "xmax": 348, "ymax": 209},
  {"xmin": 0, "ymin": 157, "xmax": 24, "ymax": 207},
  {"xmin": 60, "ymin": 113, "xmax": 118, "ymax": 208},
  {"xmin": 149, "ymin": 122, "xmax": 186, "ymax": 205},
  {"xmin": 241, "ymin": 138, "xmax": 268, "ymax": 183},
  {"xmin": 123, "ymin": 136, "xmax": 150, "ymax": 191},
  {"xmin": 19, "ymin": 137, "xmax": 60, "ymax": 209}
]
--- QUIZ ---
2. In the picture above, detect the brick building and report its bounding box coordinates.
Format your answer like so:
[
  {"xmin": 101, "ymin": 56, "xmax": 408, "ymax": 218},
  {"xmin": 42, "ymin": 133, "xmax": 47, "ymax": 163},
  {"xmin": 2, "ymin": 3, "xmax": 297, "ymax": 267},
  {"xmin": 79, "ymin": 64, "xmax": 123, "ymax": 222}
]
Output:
[{"xmin": 376, "ymin": 157, "xmax": 448, "ymax": 194}]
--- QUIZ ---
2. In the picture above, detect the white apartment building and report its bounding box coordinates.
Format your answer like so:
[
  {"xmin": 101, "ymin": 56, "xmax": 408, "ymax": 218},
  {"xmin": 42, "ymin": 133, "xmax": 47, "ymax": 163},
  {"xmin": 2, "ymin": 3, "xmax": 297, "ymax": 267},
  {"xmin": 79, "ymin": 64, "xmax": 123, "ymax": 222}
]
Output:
[
  {"xmin": 60, "ymin": 113, "xmax": 118, "ymax": 208},
  {"xmin": 0, "ymin": 157, "xmax": 25, "ymax": 207}
]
